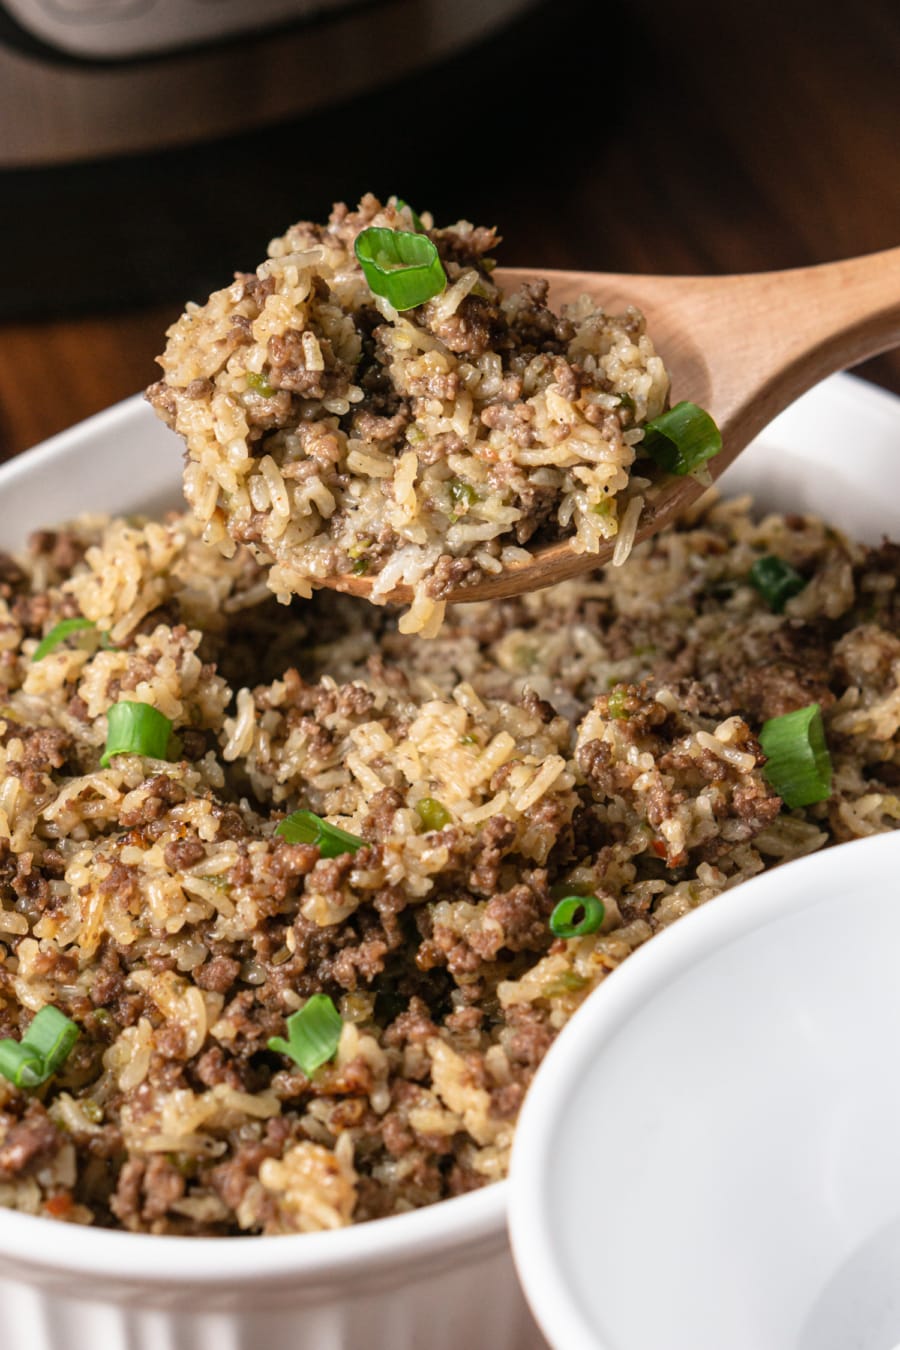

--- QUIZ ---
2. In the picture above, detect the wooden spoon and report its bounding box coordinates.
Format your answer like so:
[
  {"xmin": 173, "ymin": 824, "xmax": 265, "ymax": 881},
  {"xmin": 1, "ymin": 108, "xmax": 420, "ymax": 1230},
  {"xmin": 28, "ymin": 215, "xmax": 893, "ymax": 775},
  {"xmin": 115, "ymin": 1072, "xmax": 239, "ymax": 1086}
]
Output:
[{"xmin": 327, "ymin": 246, "xmax": 900, "ymax": 604}]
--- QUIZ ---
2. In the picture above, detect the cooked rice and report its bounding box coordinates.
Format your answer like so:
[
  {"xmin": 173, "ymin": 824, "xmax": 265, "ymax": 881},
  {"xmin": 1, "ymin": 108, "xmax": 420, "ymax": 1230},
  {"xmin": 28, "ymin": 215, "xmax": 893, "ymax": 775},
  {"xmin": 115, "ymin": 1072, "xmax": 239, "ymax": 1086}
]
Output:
[
  {"xmin": 0, "ymin": 493, "xmax": 896, "ymax": 1234},
  {"xmin": 146, "ymin": 194, "xmax": 670, "ymax": 634}
]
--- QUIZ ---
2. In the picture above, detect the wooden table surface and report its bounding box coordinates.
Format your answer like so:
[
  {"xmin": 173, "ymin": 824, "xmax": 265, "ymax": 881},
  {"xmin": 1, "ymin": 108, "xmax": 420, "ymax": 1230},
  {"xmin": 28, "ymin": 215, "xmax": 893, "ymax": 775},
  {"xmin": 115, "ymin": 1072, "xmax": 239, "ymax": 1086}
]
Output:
[{"xmin": 1, "ymin": 0, "xmax": 899, "ymax": 461}]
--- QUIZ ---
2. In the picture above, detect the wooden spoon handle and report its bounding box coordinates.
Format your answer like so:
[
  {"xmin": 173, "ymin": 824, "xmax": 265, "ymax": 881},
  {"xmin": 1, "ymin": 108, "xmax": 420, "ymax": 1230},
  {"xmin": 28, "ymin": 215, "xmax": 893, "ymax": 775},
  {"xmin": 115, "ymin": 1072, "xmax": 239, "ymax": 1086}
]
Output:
[{"xmin": 671, "ymin": 245, "xmax": 900, "ymax": 463}]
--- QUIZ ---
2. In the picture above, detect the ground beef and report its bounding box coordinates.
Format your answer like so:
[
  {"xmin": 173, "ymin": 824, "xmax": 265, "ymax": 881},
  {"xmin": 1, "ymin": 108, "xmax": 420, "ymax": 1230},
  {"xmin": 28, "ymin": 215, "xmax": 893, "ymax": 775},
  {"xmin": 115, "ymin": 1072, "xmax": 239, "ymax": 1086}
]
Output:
[
  {"xmin": 144, "ymin": 380, "xmax": 178, "ymax": 427},
  {"xmin": 504, "ymin": 279, "xmax": 577, "ymax": 353},
  {"xmin": 163, "ymin": 839, "xmax": 206, "ymax": 871},
  {"xmin": 479, "ymin": 400, "xmax": 535, "ymax": 446},
  {"xmin": 384, "ymin": 998, "xmax": 440, "ymax": 1050},
  {"xmin": 230, "ymin": 514, "xmax": 268, "ymax": 545},
  {"xmin": 0, "ymin": 724, "xmax": 72, "ymax": 775},
  {"xmin": 28, "ymin": 529, "xmax": 87, "ymax": 576},
  {"xmin": 213, "ymin": 805, "xmax": 251, "ymax": 841},
  {"xmin": 89, "ymin": 946, "xmax": 125, "ymax": 1008},
  {"xmin": 267, "ymin": 330, "xmax": 350, "ymax": 402},
  {"xmin": 430, "ymin": 222, "xmax": 500, "ymax": 271},
  {"xmin": 361, "ymin": 787, "xmax": 404, "ymax": 837},
  {"xmin": 118, "ymin": 775, "xmax": 187, "ymax": 828},
  {"xmin": 140, "ymin": 1155, "xmax": 186, "ymax": 1222},
  {"xmin": 208, "ymin": 1117, "xmax": 292, "ymax": 1218},
  {"xmin": 420, "ymin": 293, "xmax": 504, "ymax": 359},
  {"xmin": 513, "ymin": 480, "xmax": 558, "ymax": 544},
  {"xmin": 351, "ymin": 408, "xmax": 410, "ymax": 442},
  {"xmin": 734, "ymin": 659, "xmax": 835, "ymax": 721},
  {"xmin": 425, "ymin": 555, "xmax": 483, "ymax": 600},
  {"xmin": 234, "ymin": 271, "xmax": 276, "ymax": 309},
  {"xmin": 194, "ymin": 955, "xmax": 241, "ymax": 994},
  {"xmin": 8, "ymin": 851, "xmax": 53, "ymax": 915},
  {"xmin": 97, "ymin": 861, "xmax": 141, "ymax": 908},
  {"xmin": 410, "ymin": 430, "xmax": 467, "ymax": 467},
  {"xmin": 0, "ymin": 1101, "xmax": 62, "ymax": 1178},
  {"xmin": 0, "ymin": 552, "xmax": 28, "ymax": 597},
  {"xmin": 467, "ymin": 816, "xmax": 517, "ymax": 896},
  {"xmin": 504, "ymin": 1006, "xmax": 556, "ymax": 1068},
  {"xmin": 109, "ymin": 1157, "xmax": 145, "ymax": 1226}
]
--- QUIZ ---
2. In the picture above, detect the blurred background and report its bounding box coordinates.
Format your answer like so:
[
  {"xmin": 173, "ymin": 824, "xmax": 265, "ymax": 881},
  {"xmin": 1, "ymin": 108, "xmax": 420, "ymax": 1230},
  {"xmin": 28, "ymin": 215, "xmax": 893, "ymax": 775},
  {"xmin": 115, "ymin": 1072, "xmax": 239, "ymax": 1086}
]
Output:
[{"xmin": 1, "ymin": 0, "xmax": 898, "ymax": 458}]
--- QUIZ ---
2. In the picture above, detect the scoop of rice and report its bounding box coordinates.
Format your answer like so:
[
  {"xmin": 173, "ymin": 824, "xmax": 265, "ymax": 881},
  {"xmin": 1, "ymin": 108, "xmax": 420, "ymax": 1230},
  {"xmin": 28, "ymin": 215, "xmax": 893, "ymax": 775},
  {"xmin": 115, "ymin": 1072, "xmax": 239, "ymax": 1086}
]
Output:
[{"xmin": 147, "ymin": 193, "xmax": 670, "ymax": 633}]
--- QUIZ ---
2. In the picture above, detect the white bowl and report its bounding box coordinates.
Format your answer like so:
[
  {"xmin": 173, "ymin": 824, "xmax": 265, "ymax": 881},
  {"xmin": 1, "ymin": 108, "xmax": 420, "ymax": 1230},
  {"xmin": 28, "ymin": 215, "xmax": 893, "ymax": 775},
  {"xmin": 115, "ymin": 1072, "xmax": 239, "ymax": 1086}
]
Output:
[
  {"xmin": 0, "ymin": 373, "xmax": 897, "ymax": 1350},
  {"xmin": 510, "ymin": 832, "xmax": 900, "ymax": 1350}
]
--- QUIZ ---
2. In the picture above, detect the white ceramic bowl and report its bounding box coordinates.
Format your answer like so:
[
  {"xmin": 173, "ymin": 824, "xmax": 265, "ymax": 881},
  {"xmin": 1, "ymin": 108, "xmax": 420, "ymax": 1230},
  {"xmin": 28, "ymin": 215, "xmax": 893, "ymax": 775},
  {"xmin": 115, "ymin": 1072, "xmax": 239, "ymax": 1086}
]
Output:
[
  {"xmin": 510, "ymin": 832, "xmax": 900, "ymax": 1350},
  {"xmin": 0, "ymin": 373, "xmax": 896, "ymax": 1350}
]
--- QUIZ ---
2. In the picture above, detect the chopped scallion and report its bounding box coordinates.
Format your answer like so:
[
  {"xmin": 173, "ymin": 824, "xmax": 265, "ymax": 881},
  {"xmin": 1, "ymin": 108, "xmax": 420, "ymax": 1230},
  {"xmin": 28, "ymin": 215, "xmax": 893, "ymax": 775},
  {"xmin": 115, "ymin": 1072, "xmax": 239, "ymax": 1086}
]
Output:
[
  {"xmin": 545, "ymin": 971, "xmax": 590, "ymax": 995},
  {"xmin": 416, "ymin": 797, "xmax": 451, "ymax": 831},
  {"xmin": 641, "ymin": 401, "xmax": 722, "ymax": 475},
  {"xmin": 394, "ymin": 198, "xmax": 425, "ymax": 232},
  {"xmin": 276, "ymin": 809, "xmax": 364, "ymax": 857},
  {"xmin": 0, "ymin": 1041, "xmax": 44, "ymax": 1089},
  {"xmin": 267, "ymin": 994, "xmax": 343, "ymax": 1075},
  {"xmin": 21, "ymin": 1006, "xmax": 80, "ymax": 1077},
  {"xmin": 606, "ymin": 687, "xmax": 629, "ymax": 720},
  {"xmin": 100, "ymin": 701, "xmax": 174, "ymax": 768},
  {"xmin": 449, "ymin": 479, "xmax": 479, "ymax": 510},
  {"xmin": 245, "ymin": 371, "xmax": 275, "ymax": 398},
  {"xmin": 0, "ymin": 1006, "xmax": 79, "ymax": 1089},
  {"xmin": 749, "ymin": 555, "xmax": 806, "ymax": 612},
  {"xmin": 355, "ymin": 227, "xmax": 447, "ymax": 311},
  {"xmin": 759, "ymin": 703, "xmax": 832, "ymax": 809},
  {"xmin": 549, "ymin": 895, "xmax": 606, "ymax": 939},
  {"xmin": 32, "ymin": 617, "xmax": 96, "ymax": 663}
]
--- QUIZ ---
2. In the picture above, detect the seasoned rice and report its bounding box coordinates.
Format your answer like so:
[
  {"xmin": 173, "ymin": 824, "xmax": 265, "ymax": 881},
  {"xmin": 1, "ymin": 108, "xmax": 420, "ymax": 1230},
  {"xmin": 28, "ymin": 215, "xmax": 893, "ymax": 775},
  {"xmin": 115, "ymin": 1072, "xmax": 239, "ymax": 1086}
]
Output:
[
  {"xmin": 146, "ymin": 194, "xmax": 670, "ymax": 634},
  {"xmin": 0, "ymin": 493, "xmax": 896, "ymax": 1233}
]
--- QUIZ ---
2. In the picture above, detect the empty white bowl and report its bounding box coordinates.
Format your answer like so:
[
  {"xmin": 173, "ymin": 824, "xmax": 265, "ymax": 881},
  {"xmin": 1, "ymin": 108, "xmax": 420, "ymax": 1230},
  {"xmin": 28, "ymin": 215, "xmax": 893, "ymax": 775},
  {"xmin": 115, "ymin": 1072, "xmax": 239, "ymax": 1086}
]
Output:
[{"xmin": 509, "ymin": 832, "xmax": 900, "ymax": 1350}]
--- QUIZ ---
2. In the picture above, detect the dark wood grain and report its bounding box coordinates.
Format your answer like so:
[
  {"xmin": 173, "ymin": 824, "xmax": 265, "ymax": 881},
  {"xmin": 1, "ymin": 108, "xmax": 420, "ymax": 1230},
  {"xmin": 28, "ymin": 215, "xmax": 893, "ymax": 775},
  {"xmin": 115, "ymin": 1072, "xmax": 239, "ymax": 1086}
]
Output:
[{"xmin": 1, "ymin": 0, "xmax": 898, "ymax": 460}]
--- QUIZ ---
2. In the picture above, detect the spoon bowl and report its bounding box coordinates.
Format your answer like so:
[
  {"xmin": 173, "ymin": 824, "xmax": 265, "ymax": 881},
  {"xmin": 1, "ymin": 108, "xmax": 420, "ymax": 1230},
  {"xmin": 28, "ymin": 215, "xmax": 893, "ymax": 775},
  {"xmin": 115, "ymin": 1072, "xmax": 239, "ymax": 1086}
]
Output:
[{"xmin": 326, "ymin": 246, "xmax": 900, "ymax": 604}]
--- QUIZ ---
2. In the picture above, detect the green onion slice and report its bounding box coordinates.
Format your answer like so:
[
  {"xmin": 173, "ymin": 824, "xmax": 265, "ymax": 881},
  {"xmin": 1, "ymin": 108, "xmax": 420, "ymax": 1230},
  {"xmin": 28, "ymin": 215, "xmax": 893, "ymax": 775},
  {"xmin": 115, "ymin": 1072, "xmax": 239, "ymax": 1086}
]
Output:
[
  {"xmin": 276, "ymin": 809, "xmax": 364, "ymax": 857},
  {"xmin": 100, "ymin": 701, "xmax": 174, "ymax": 768},
  {"xmin": 415, "ymin": 797, "xmax": 451, "ymax": 831},
  {"xmin": 22, "ymin": 1006, "xmax": 80, "ymax": 1076},
  {"xmin": 641, "ymin": 401, "xmax": 722, "ymax": 475},
  {"xmin": 32, "ymin": 617, "xmax": 96, "ymax": 663},
  {"xmin": 759, "ymin": 703, "xmax": 833, "ymax": 809},
  {"xmin": 606, "ymin": 687, "xmax": 629, "ymax": 720},
  {"xmin": 354, "ymin": 227, "xmax": 447, "ymax": 311},
  {"xmin": 267, "ymin": 994, "xmax": 343, "ymax": 1076},
  {"xmin": 245, "ymin": 371, "xmax": 275, "ymax": 398},
  {"xmin": 394, "ymin": 198, "xmax": 425, "ymax": 232},
  {"xmin": 749, "ymin": 555, "xmax": 806, "ymax": 612},
  {"xmin": 549, "ymin": 894, "xmax": 606, "ymax": 939},
  {"xmin": 449, "ymin": 479, "xmax": 479, "ymax": 509},
  {"xmin": 0, "ymin": 1040, "xmax": 45, "ymax": 1088},
  {"xmin": 0, "ymin": 1006, "xmax": 79, "ymax": 1089}
]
